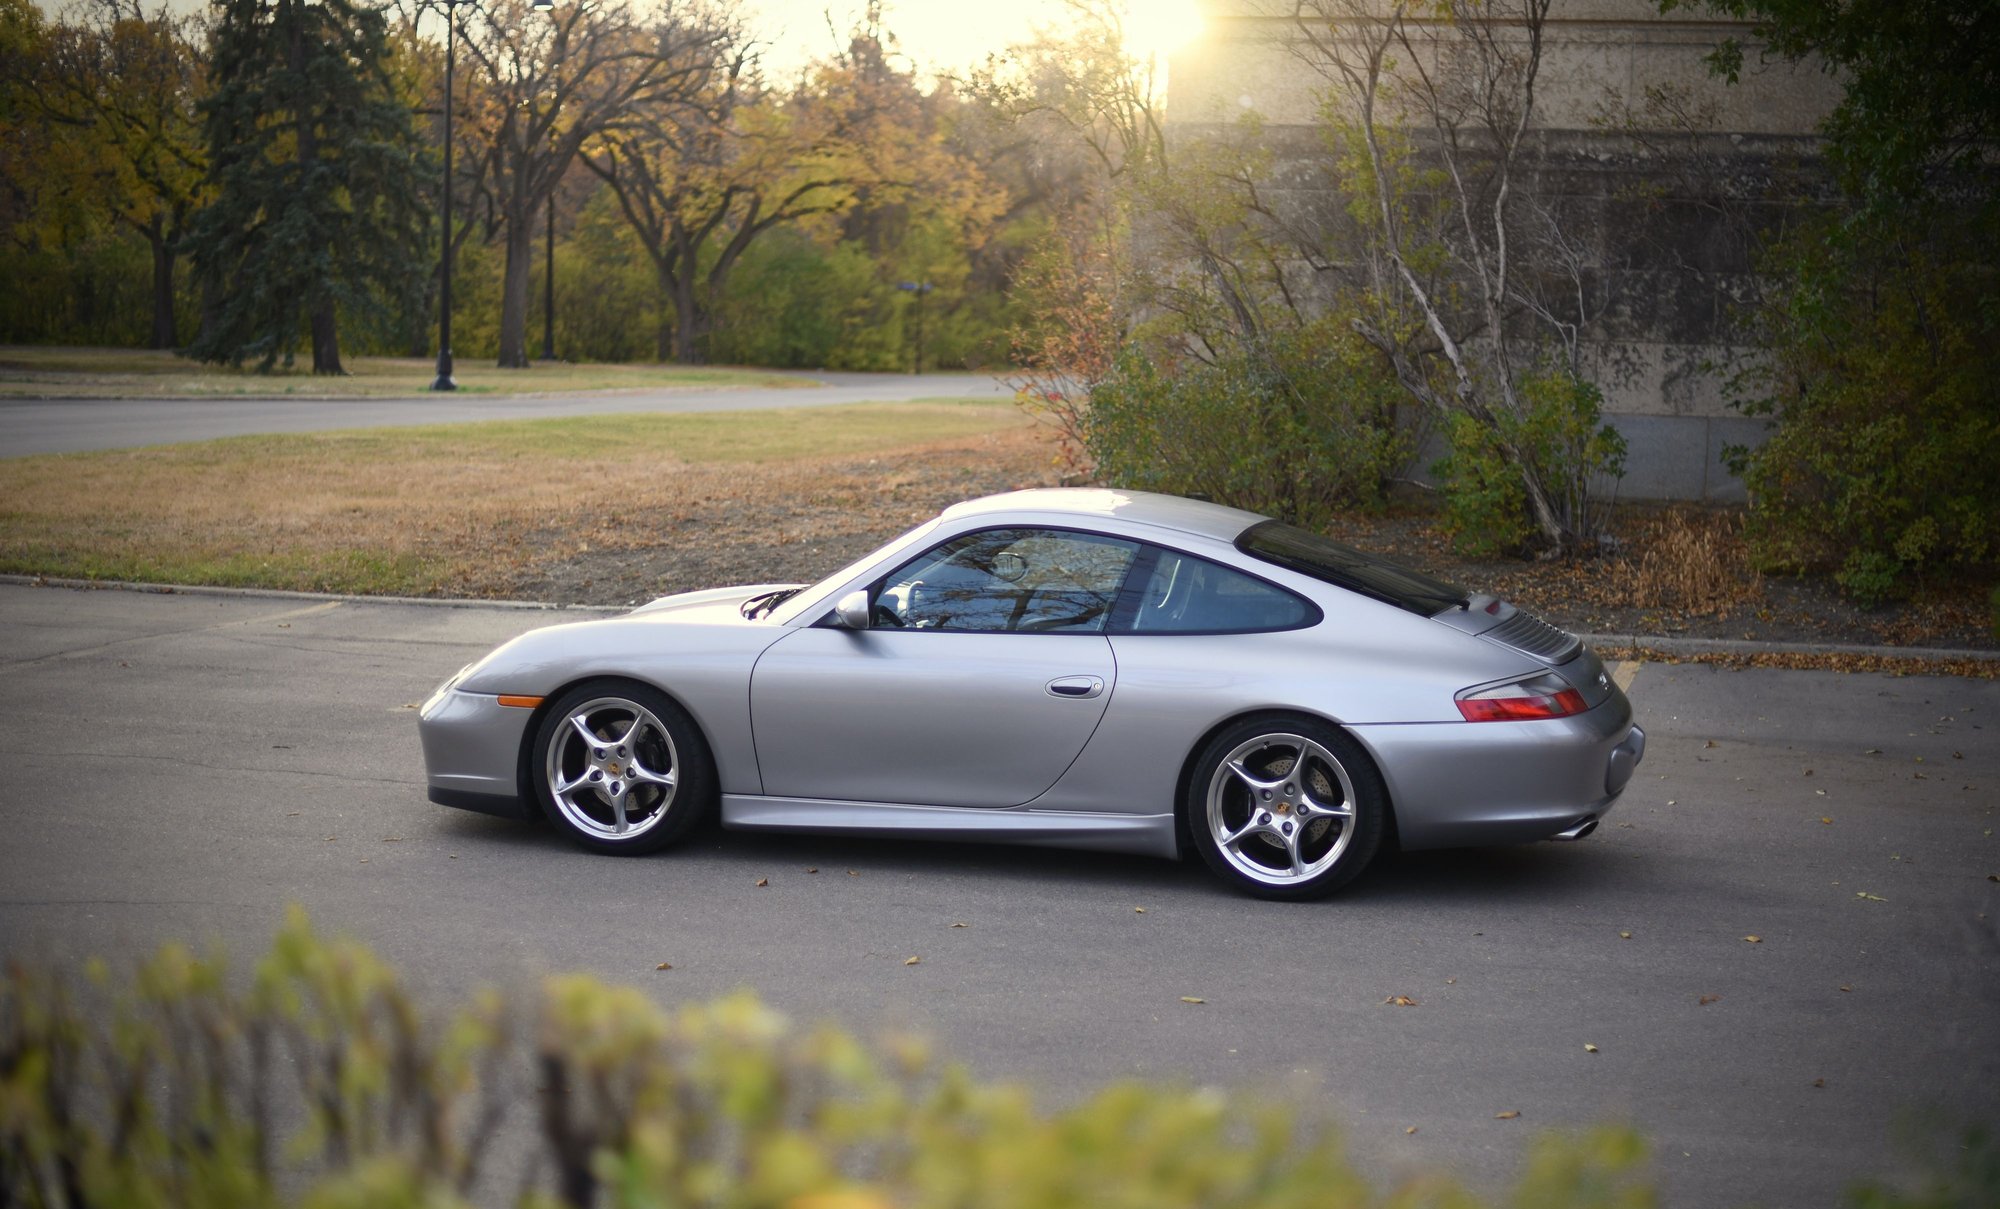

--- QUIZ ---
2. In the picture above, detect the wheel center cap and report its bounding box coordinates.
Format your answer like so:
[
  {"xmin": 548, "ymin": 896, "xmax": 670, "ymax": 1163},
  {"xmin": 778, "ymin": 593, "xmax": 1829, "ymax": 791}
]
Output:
[
  {"xmin": 606, "ymin": 762, "xmax": 622, "ymax": 776},
  {"xmin": 1274, "ymin": 801, "xmax": 1291, "ymax": 816}
]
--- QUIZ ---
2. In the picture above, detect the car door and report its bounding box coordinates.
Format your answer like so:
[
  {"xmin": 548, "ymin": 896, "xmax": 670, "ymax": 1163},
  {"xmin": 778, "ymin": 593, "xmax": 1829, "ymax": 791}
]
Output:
[{"xmin": 749, "ymin": 527, "xmax": 1137, "ymax": 808}]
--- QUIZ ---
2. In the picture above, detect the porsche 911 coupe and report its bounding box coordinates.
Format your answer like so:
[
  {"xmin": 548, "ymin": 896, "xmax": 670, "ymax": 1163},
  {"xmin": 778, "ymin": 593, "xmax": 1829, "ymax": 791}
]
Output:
[{"xmin": 418, "ymin": 489, "xmax": 1644, "ymax": 898}]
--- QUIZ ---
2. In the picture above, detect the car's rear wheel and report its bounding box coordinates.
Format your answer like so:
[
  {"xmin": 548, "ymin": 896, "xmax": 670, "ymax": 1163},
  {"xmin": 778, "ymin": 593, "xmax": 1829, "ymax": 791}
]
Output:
[
  {"xmin": 531, "ymin": 681, "xmax": 713, "ymax": 855},
  {"xmin": 1187, "ymin": 715, "xmax": 1386, "ymax": 900}
]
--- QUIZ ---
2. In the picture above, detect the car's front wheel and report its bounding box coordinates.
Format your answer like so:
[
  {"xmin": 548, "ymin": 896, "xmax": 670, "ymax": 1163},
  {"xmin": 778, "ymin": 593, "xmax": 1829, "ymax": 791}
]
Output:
[
  {"xmin": 1186, "ymin": 715, "xmax": 1387, "ymax": 900},
  {"xmin": 530, "ymin": 681, "xmax": 713, "ymax": 855}
]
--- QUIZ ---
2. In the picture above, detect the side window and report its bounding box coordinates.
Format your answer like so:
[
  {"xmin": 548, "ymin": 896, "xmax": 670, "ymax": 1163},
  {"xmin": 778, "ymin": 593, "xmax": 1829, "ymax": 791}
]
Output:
[
  {"xmin": 875, "ymin": 528, "xmax": 1138, "ymax": 633},
  {"xmin": 1122, "ymin": 548, "xmax": 1315, "ymax": 634}
]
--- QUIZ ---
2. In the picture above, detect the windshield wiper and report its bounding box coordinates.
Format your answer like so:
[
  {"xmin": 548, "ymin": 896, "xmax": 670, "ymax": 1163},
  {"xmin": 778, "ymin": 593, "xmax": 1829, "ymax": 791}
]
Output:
[{"xmin": 741, "ymin": 587, "xmax": 802, "ymax": 619}]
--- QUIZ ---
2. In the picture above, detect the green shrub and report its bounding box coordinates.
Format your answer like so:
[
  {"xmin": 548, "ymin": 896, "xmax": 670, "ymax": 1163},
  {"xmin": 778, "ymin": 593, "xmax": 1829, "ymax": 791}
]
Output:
[
  {"xmin": 1726, "ymin": 207, "xmax": 2000, "ymax": 606},
  {"xmin": 1084, "ymin": 320, "xmax": 1413, "ymax": 529},
  {"xmin": 2, "ymin": 913, "xmax": 1990, "ymax": 1208},
  {"xmin": 1432, "ymin": 371, "xmax": 1627, "ymax": 558}
]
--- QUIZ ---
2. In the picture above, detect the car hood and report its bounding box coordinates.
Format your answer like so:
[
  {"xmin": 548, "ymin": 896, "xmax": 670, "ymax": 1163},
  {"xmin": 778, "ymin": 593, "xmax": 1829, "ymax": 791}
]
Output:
[{"xmin": 627, "ymin": 583, "xmax": 807, "ymax": 623}]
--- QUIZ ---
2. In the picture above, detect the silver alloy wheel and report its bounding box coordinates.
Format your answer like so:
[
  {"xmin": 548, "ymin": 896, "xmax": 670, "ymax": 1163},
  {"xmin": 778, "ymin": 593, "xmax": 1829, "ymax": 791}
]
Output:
[
  {"xmin": 1205, "ymin": 731, "xmax": 1356, "ymax": 887},
  {"xmin": 544, "ymin": 696, "xmax": 679, "ymax": 841}
]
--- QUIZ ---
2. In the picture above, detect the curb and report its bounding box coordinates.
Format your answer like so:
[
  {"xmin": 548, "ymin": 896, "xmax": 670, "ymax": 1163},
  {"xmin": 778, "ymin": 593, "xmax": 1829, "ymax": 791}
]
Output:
[
  {"xmin": 7, "ymin": 574, "xmax": 1995, "ymax": 662},
  {"xmin": 1576, "ymin": 631, "xmax": 2000, "ymax": 663}
]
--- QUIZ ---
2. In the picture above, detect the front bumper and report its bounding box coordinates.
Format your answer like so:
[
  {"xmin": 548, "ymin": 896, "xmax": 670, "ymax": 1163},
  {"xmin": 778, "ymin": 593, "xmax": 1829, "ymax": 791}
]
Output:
[
  {"xmin": 1353, "ymin": 696, "xmax": 1644, "ymax": 850},
  {"xmin": 418, "ymin": 687, "xmax": 534, "ymax": 820}
]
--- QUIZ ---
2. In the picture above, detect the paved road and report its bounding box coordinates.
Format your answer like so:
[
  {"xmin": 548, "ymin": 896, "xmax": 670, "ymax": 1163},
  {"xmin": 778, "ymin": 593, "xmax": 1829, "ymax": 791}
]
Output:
[
  {"xmin": 0, "ymin": 581, "xmax": 1994, "ymax": 1206},
  {"xmin": 0, "ymin": 370, "xmax": 1011, "ymax": 457}
]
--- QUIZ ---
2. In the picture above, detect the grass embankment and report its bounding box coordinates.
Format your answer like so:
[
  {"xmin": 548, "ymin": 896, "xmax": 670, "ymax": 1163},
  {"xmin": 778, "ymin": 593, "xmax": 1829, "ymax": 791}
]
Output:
[
  {"xmin": 0, "ymin": 400, "xmax": 1046, "ymax": 599},
  {"xmin": 0, "ymin": 345, "xmax": 802, "ymax": 398}
]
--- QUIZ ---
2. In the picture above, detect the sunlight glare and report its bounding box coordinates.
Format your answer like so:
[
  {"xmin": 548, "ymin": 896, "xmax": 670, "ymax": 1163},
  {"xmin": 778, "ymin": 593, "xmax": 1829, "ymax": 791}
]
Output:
[{"xmin": 1122, "ymin": 0, "xmax": 1205, "ymax": 63}]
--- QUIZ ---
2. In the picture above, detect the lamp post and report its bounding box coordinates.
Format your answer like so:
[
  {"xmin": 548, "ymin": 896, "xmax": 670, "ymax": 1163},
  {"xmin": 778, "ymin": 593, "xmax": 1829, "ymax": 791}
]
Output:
[
  {"xmin": 897, "ymin": 280, "xmax": 932, "ymax": 375},
  {"xmin": 433, "ymin": 0, "xmax": 552, "ymax": 391}
]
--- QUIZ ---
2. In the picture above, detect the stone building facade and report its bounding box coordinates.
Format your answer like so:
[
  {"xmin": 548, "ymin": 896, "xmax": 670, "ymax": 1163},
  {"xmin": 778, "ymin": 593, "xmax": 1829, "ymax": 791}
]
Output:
[{"xmin": 1164, "ymin": 1, "xmax": 1841, "ymax": 500}]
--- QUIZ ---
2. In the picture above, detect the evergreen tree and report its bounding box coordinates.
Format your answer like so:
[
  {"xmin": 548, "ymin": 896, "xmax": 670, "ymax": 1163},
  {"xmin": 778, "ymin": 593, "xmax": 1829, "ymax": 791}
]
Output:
[{"xmin": 184, "ymin": 0, "xmax": 428, "ymax": 373}]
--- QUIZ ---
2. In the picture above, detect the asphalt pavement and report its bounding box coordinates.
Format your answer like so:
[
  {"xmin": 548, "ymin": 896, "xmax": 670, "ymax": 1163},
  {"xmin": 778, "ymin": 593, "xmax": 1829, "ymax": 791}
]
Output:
[
  {"xmin": 0, "ymin": 581, "xmax": 1994, "ymax": 1206},
  {"xmin": 0, "ymin": 370, "xmax": 1011, "ymax": 457}
]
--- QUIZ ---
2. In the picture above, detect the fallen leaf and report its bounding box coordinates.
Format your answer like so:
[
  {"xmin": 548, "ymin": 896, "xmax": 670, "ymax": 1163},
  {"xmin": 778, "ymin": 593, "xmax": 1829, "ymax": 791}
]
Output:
[
  {"xmin": 1704, "ymin": 739, "xmax": 1717, "ymax": 749},
  {"xmin": 1989, "ymin": 875, "xmax": 1999, "ymax": 883},
  {"xmin": 1821, "ymin": 817, "xmax": 1833, "ymax": 825},
  {"xmin": 1699, "ymin": 994, "xmax": 1720, "ymax": 1005},
  {"xmin": 903, "ymin": 956, "xmax": 921, "ymax": 966},
  {"xmin": 1445, "ymin": 977, "xmax": 1456, "ymax": 984},
  {"xmin": 1667, "ymin": 799, "xmax": 1677, "ymax": 805},
  {"xmin": 1856, "ymin": 891, "xmax": 1886, "ymax": 902},
  {"xmin": 1915, "ymin": 772, "xmax": 1929, "ymax": 780},
  {"xmin": 1584, "ymin": 1043, "xmax": 1599, "ymax": 1053},
  {"xmin": 806, "ymin": 867, "xmax": 818, "ymax": 874},
  {"xmin": 950, "ymin": 922, "xmax": 968, "ymax": 928},
  {"xmin": 847, "ymin": 870, "xmax": 859, "ymax": 877},
  {"xmin": 1180, "ymin": 996, "xmax": 1205, "ymax": 1004},
  {"xmin": 1743, "ymin": 935, "xmax": 1762, "ymax": 943},
  {"xmin": 1953, "ymin": 751, "xmax": 1963, "ymax": 759},
  {"xmin": 755, "ymin": 877, "xmax": 769, "ymax": 887},
  {"xmin": 276, "ymin": 623, "xmax": 290, "ymax": 629},
  {"xmin": 1839, "ymin": 985, "xmax": 1852, "ymax": 992},
  {"xmin": 1406, "ymin": 1125, "xmax": 1419, "ymax": 1135},
  {"xmin": 1495, "ymin": 1110, "xmax": 1520, "ymax": 1120},
  {"xmin": 1619, "ymin": 930, "xmax": 1632, "ymax": 939},
  {"xmin": 1134, "ymin": 907, "xmax": 1147, "ymax": 913},
  {"xmin": 1812, "ymin": 1078, "xmax": 1826, "ymax": 1089},
  {"xmin": 1865, "ymin": 748, "xmax": 1881, "ymax": 755},
  {"xmin": 655, "ymin": 962, "xmax": 672, "ymax": 971},
  {"xmin": 1385, "ymin": 995, "xmax": 1419, "ymax": 1007}
]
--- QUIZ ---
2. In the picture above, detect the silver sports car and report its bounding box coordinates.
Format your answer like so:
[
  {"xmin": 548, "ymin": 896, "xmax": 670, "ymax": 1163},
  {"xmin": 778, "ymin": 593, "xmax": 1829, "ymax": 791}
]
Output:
[{"xmin": 419, "ymin": 489, "xmax": 1644, "ymax": 899}]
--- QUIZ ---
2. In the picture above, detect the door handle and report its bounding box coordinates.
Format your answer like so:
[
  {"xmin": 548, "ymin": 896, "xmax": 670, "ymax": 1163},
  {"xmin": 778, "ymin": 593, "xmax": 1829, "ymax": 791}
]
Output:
[{"xmin": 1046, "ymin": 675, "xmax": 1105, "ymax": 699}]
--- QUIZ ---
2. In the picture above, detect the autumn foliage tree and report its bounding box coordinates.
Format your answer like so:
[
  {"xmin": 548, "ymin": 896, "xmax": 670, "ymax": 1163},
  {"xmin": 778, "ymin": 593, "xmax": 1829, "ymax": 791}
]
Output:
[
  {"xmin": 35, "ymin": 0, "xmax": 206, "ymax": 349},
  {"xmin": 454, "ymin": 0, "xmax": 726, "ymax": 368}
]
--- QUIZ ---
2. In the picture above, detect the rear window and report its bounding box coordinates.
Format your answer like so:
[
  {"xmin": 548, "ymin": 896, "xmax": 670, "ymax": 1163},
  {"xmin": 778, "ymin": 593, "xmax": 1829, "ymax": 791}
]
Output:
[{"xmin": 1236, "ymin": 520, "xmax": 1468, "ymax": 617}]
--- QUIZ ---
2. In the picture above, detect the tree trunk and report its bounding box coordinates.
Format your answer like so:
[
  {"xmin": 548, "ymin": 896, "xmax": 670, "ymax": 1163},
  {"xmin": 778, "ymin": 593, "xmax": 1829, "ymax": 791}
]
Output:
[
  {"xmin": 497, "ymin": 215, "xmax": 533, "ymax": 368},
  {"xmin": 655, "ymin": 261, "xmax": 675, "ymax": 362},
  {"xmin": 673, "ymin": 273, "xmax": 705, "ymax": 365},
  {"xmin": 311, "ymin": 303, "xmax": 343, "ymax": 375},
  {"xmin": 147, "ymin": 223, "xmax": 177, "ymax": 350}
]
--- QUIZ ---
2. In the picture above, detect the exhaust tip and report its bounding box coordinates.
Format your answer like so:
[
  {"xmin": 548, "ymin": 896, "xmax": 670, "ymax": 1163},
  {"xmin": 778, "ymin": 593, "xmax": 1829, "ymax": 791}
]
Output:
[{"xmin": 1552, "ymin": 816, "xmax": 1599, "ymax": 841}]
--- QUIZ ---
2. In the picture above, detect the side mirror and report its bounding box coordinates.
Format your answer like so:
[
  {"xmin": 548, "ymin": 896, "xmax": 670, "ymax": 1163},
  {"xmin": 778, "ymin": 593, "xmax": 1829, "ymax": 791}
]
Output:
[{"xmin": 829, "ymin": 588, "xmax": 872, "ymax": 630}]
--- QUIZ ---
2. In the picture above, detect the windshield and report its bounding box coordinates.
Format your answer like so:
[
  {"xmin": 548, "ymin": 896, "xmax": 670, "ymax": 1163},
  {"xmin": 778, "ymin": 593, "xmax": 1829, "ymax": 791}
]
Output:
[{"xmin": 1236, "ymin": 520, "xmax": 1468, "ymax": 616}]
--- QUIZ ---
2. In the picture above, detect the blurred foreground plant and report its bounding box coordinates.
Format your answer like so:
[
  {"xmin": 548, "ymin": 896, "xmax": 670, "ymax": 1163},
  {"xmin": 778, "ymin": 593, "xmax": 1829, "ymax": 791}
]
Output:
[{"xmin": 2, "ymin": 910, "xmax": 1984, "ymax": 1208}]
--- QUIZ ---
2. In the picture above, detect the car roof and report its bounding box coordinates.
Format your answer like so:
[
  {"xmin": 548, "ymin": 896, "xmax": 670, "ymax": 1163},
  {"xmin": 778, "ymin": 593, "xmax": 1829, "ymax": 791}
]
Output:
[{"xmin": 937, "ymin": 489, "xmax": 1270, "ymax": 543}]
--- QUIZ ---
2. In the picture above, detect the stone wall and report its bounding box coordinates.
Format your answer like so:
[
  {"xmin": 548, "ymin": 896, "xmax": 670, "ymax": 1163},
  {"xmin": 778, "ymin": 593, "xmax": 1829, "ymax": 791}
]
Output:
[{"xmin": 1164, "ymin": 0, "xmax": 1843, "ymax": 500}]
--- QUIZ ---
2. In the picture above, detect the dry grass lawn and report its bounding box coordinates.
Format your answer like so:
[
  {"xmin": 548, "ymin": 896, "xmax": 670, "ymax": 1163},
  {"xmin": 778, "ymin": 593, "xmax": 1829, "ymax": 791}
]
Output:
[
  {"xmin": 0, "ymin": 401, "xmax": 1058, "ymax": 600},
  {"xmin": 0, "ymin": 346, "xmax": 801, "ymax": 398}
]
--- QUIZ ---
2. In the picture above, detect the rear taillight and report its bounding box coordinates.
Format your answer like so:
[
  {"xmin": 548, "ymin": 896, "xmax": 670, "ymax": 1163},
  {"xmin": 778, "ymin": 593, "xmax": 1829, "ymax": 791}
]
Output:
[{"xmin": 1456, "ymin": 673, "xmax": 1588, "ymax": 722}]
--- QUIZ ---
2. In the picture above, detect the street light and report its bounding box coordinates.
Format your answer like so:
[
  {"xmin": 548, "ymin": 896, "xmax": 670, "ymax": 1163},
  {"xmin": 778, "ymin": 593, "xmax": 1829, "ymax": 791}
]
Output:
[
  {"xmin": 897, "ymin": 280, "xmax": 932, "ymax": 375},
  {"xmin": 433, "ymin": 0, "xmax": 554, "ymax": 392}
]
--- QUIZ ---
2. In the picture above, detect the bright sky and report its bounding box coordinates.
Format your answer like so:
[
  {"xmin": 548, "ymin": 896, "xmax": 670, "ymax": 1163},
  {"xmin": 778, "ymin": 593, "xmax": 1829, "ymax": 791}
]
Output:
[{"xmin": 748, "ymin": 0, "xmax": 1206, "ymax": 78}]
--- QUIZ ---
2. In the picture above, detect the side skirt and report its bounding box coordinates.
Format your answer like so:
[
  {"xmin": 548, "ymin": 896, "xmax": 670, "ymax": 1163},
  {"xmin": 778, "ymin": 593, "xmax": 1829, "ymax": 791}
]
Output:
[{"xmin": 720, "ymin": 795, "xmax": 1181, "ymax": 861}]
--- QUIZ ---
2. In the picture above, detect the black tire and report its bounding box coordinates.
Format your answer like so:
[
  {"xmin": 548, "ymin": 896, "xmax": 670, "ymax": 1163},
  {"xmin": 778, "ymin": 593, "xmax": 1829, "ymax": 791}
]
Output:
[
  {"xmin": 1185, "ymin": 713, "xmax": 1388, "ymax": 900},
  {"xmin": 529, "ymin": 679, "xmax": 715, "ymax": 855}
]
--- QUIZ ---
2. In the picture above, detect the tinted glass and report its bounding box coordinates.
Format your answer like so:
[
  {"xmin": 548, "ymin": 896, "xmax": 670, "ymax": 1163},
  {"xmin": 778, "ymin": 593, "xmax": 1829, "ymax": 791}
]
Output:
[
  {"xmin": 1236, "ymin": 520, "xmax": 1468, "ymax": 616},
  {"xmin": 1124, "ymin": 549, "xmax": 1314, "ymax": 633},
  {"xmin": 877, "ymin": 528, "xmax": 1138, "ymax": 633}
]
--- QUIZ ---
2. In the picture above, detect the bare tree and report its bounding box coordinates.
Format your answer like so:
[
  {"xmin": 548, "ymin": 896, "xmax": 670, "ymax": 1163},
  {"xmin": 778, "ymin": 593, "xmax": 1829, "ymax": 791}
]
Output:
[
  {"xmin": 453, "ymin": 0, "xmax": 724, "ymax": 368},
  {"xmin": 1282, "ymin": 0, "xmax": 1622, "ymax": 551}
]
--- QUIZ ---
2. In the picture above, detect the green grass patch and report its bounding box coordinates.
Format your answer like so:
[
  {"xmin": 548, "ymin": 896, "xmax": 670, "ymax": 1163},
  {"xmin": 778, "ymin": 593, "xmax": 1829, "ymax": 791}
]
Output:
[{"xmin": 0, "ymin": 345, "xmax": 805, "ymax": 398}]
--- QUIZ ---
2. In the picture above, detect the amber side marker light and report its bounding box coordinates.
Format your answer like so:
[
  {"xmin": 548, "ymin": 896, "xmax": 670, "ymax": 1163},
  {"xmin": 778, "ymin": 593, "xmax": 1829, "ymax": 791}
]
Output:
[
  {"xmin": 1455, "ymin": 673, "xmax": 1586, "ymax": 722},
  {"xmin": 496, "ymin": 695, "xmax": 544, "ymax": 709}
]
